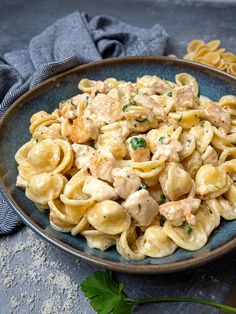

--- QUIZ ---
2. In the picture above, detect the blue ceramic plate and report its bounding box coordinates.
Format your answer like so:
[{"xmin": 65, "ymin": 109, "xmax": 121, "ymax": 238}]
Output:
[{"xmin": 1, "ymin": 56, "xmax": 236, "ymax": 274}]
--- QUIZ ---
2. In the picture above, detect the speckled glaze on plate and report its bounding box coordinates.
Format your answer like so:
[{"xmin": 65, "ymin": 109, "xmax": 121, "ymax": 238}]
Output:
[{"xmin": 0, "ymin": 56, "xmax": 236, "ymax": 274}]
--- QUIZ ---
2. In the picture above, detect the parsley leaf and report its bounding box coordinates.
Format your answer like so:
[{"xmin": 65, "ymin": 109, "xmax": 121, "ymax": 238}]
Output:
[
  {"xmin": 160, "ymin": 192, "xmax": 166, "ymax": 201},
  {"xmin": 167, "ymin": 91, "xmax": 172, "ymax": 97},
  {"xmin": 158, "ymin": 136, "xmax": 166, "ymax": 143},
  {"xmin": 81, "ymin": 271, "xmax": 236, "ymax": 314},
  {"xmin": 130, "ymin": 137, "xmax": 147, "ymax": 150},
  {"xmin": 80, "ymin": 271, "xmax": 128, "ymax": 314},
  {"xmin": 139, "ymin": 183, "xmax": 148, "ymax": 190},
  {"xmin": 184, "ymin": 225, "xmax": 193, "ymax": 234},
  {"xmin": 199, "ymin": 121, "xmax": 205, "ymax": 128},
  {"xmin": 122, "ymin": 104, "xmax": 130, "ymax": 112}
]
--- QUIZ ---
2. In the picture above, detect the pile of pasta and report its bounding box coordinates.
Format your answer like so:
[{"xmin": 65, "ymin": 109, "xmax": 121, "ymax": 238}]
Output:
[
  {"xmin": 183, "ymin": 39, "xmax": 236, "ymax": 76},
  {"xmin": 15, "ymin": 74, "xmax": 236, "ymax": 260}
]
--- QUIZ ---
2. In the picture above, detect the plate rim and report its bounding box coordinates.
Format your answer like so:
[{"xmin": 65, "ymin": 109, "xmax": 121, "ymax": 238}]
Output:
[{"xmin": 1, "ymin": 55, "xmax": 236, "ymax": 274}]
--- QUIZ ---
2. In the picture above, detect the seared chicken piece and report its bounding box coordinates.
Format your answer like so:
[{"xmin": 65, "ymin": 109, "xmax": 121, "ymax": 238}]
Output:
[
  {"xmin": 123, "ymin": 190, "xmax": 159, "ymax": 226},
  {"xmin": 112, "ymin": 167, "xmax": 141, "ymax": 199},
  {"xmin": 126, "ymin": 135, "xmax": 150, "ymax": 162},
  {"xmin": 89, "ymin": 93, "xmax": 123, "ymax": 124},
  {"xmin": 137, "ymin": 75, "xmax": 171, "ymax": 95},
  {"xmin": 134, "ymin": 94, "xmax": 166, "ymax": 121},
  {"xmin": 159, "ymin": 198, "xmax": 201, "ymax": 226},
  {"xmin": 72, "ymin": 144, "xmax": 96, "ymax": 169},
  {"xmin": 82, "ymin": 176, "xmax": 118, "ymax": 201},
  {"xmin": 89, "ymin": 151, "xmax": 117, "ymax": 183},
  {"xmin": 60, "ymin": 101, "xmax": 76, "ymax": 120},
  {"xmin": 203, "ymin": 102, "xmax": 231, "ymax": 133},
  {"xmin": 71, "ymin": 117, "xmax": 98, "ymax": 143},
  {"xmin": 152, "ymin": 137, "xmax": 182, "ymax": 162},
  {"xmin": 172, "ymin": 85, "xmax": 198, "ymax": 111}
]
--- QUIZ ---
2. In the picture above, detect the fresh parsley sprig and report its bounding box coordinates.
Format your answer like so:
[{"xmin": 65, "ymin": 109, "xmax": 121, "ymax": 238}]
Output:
[{"xmin": 81, "ymin": 271, "xmax": 236, "ymax": 314}]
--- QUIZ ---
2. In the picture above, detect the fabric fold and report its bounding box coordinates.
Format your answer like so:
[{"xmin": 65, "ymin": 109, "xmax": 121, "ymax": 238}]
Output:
[{"xmin": 0, "ymin": 10, "xmax": 168, "ymax": 235}]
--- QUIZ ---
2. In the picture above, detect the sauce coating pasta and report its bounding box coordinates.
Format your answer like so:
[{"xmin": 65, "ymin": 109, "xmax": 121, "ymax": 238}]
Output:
[{"xmin": 15, "ymin": 74, "xmax": 236, "ymax": 260}]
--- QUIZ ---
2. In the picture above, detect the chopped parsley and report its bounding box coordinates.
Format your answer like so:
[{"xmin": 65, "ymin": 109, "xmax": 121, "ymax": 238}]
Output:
[
  {"xmin": 139, "ymin": 183, "xmax": 148, "ymax": 190},
  {"xmin": 160, "ymin": 192, "xmax": 166, "ymax": 201},
  {"xmin": 94, "ymin": 90, "xmax": 100, "ymax": 96},
  {"xmin": 122, "ymin": 104, "xmax": 130, "ymax": 112},
  {"xmin": 85, "ymin": 96, "xmax": 89, "ymax": 107},
  {"xmin": 184, "ymin": 225, "xmax": 193, "ymax": 234},
  {"xmin": 167, "ymin": 91, "xmax": 172, "ymax": 97},
  {"xmin": 214, "ymin": 185, "xmax": 221, "ymax": 189},
  {"xmin": 35, "ymin": 138, "xmax": 39, "ymax": 143},
  {"xmin": 158, "ymin": 136, "xmax": 166, "ymax": 143},
  {"xmin": 215, "ymin": 125, "xmax": 220, "ymax": 129},
  {"xmin": 135, "ymin": 118, "xmax": 149, "ymax": 123},
  {"xmin": 130, "ymin": 137, "xmax": 147, "ymax": 150},
  {"xmin": 200, "ymin": 121, "xmax": 205, "ymax": 128}
]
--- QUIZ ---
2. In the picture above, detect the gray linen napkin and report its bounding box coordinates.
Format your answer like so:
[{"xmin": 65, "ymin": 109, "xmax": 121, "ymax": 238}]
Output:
[{"xmin": 0, "ymin": 11, "xmax": 168, "ymax": 235}]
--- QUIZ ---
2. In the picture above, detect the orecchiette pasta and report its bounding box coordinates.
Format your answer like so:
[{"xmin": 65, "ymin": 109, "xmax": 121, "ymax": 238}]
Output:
[
  {"xmin": 184, "ymin": 39, "xmax": 236, "ymax": 76},
  {"xmin": 15, "ymin": 74, "xmax": 236, "ymax": 260}
]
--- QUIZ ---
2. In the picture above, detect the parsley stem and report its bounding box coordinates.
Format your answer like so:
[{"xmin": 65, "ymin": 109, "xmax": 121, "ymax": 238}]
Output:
[{"xmin": 124, "ymin": 297, "xmax": 236, "ymax": 313}]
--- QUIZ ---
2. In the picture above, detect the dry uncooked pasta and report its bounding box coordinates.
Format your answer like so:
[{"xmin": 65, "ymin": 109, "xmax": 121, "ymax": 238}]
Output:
[
  {"xmin": 183, "ymin": 39, "xmax": 236, "ymax": 76},
  {"xmin": 15, "ymin": 74, "xmax": 236, "ymax": 260}
]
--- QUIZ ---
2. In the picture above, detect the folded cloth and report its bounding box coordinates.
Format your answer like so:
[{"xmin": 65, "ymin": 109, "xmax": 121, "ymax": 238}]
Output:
[{"xmin": 0, "ymin": 11, "xmax": 168, "ymax": 235}]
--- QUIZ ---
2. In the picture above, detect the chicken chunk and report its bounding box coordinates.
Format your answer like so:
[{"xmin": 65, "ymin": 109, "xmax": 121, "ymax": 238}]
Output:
[
  {"xmin": 202, "ymin": 145, "xmax": 218, "ymax": 165},
  {"xmin": 152, "ymin": 137, "xmax": 182, "ymax": 162},
  {"xmin": 70, "ymin": 117, "xmax": 98, "ymax": 143},
  {"xmin": 72, "ymin": 144, "xmax": 96, "ymax": 169},
  {"xmin": 112, "ymin": 167, "xmax": 141, "ymax": 199},
  {"xmin": 134, "ymin": 94, "xmax": 166, "ymax": 121},
  {"xmin": 60, "ymin": 101, "xmax": 76, "ymax": 120},
  {"xmin": 89, "ymin": 94, "xmax": 123, "ymax": 124},
  {"xmin": 203, "ymin": 103, "xmax": 231, "ymax": 133},
  {"xmin": 172, "ymin": 85, "xmax": 198, "ymax": 111},
  {"xmin": 126, "ymin": 135, "xmax": 150, "ymax": 162},
  {"xmin": 100, "ymin": 121, "xmax": 130, "ymax": 140},
  {"xmin": 89, "ymin": 151, "xmax": 117, "ymax": 182},
  {"xmin": 159, "ymin": 198, "xmax": 201, "ymax": 226},
  {"xmin": 123, "ymin": 190, "xmax": 159, "ymax": 226},
  {"xmin": 137, "ymin": 75, "xmax": 172, "ymax": 95},
  {"xmin": 82, "ymin": 176, "xmax": 118, "ymax": 201}
]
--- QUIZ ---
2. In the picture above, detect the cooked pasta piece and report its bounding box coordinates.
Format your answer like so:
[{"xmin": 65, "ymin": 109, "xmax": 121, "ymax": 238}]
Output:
[
  {"xmin": 123, "ymin": 190, "xmax": 158, "ymax": 227},
  {"xmin": 159, "ymin": 198, "xmax": 201, "ymax": 226},
  {"xmin": 159, "ymin": 162, "xmax": 192, "ymax": 201},
  {"xmin": 112, "ymin": 167, "xmax": 141, "ymax": 199},
  {"xmin": 87, "ymin": 200, "xmax": 131, "ymax": 235},
  {"xmin": 81, "ymin": 230, "xmax": 118, "ymax": 251},
  {"xmin": 136, "ymin": 225, "xmax": 177, "ymax": 258},
  {"xmin": 116, "ymin": 223, "xmax": 146, "ymax": 260}
]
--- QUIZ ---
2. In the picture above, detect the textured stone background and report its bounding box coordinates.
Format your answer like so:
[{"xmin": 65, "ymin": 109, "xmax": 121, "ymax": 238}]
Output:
[{"xmin": 1, "ymin": 0, "xmax": 236, "ymax": 313}]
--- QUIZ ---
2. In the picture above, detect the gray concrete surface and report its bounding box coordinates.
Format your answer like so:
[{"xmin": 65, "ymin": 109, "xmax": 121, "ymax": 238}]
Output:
[{"xmin": 1, "ymin": 0, "xmax": 236, "ymax": 313}]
